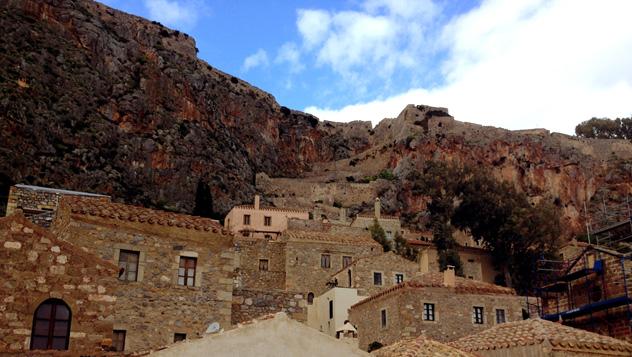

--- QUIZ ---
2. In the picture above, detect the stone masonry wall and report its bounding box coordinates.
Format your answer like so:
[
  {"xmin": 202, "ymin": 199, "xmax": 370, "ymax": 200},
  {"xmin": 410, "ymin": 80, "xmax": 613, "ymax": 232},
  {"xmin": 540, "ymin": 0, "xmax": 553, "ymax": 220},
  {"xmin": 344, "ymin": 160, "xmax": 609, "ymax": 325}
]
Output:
[
  {"xmin": 234, "ymin": 237, "xmax": 286, "ymax": 291},
  {"xmin": 350, "ymin": 287, "xmax": 523, "ymax": 351},
  {"xmin": 285, "ymin": 241, "xmax": 381, "ymax": 296},
  {"xmin": 231, "ymin": 289, "xmax": 307, "ymax": 325},
  {"xmin": 53, "ymin": 211, "xmax": 235, "ymax": 353},
  {"xmin": 331, "ymin": 252, "xmax": 420, "ymax": 296},
  {"xmin": 0, "ymin": 214, "xmax": 117, "ymax": 355}
]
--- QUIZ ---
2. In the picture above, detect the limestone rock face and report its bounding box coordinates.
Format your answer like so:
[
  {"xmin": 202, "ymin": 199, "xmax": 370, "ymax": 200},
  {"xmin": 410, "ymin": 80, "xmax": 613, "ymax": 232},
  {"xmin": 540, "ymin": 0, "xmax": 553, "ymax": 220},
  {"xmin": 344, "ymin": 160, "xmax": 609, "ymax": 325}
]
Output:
[{"xmin": 0, "ymin": 0, "xmax": 368, "ymax": 216}]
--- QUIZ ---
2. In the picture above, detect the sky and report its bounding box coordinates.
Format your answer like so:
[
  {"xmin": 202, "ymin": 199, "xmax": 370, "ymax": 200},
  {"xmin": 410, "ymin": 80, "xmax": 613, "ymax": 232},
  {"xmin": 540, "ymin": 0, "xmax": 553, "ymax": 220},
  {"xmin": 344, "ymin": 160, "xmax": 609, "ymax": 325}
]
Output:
[{"xmin": 99, "ymin": 0, "xmax": 632, "ymax": 134}]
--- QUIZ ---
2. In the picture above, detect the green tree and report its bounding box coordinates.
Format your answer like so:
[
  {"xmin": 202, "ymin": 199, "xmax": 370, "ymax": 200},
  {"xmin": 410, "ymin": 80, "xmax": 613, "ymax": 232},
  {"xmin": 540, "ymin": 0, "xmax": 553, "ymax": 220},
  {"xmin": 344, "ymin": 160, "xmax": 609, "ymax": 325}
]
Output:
[
  {"xmin": 369, "ymin": 219, "xmax": 391, "ymax": 252},
  {"xmin": 393, "ymin": 231, "xmax": 416, "ymax": 261},
  {"xmin": 575, "ymin": 117, "xmax": 632, "ymax": 139}
]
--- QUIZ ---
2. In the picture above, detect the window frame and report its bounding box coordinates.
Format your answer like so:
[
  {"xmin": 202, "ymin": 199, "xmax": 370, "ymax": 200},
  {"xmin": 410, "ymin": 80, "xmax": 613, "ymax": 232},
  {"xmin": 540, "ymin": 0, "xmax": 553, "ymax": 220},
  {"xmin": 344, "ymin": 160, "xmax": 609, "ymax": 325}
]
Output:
[
  {"xmin": 342, "ymin": 256, "xmax": 353, "ymax": 268},
  {"xmin": 423, "ymin": 303, "xmax": 435, "ymax": 321},
  {"xmin": 117, "ymin": 249, "xmax": 140, "ymax": 282},
  {"xmin": 495, "ymin": 308, "xmax": 506, "ymax": 324},
  {"xmin": 259, "ymin": 259, "xmax": 269, "ymax": 271},
  {"xmin": 373, "ymin": 271, "xmax": 383, "ymax": 286},
  {"xmin": 112, "ymin": 329, "xmax": 126, "ymax": 352},
  {"xmin": 321, "ymin": 254, "xmax": 331, "ymax": 269},
  {"xmin": 243, "ymin": 214, "xmax": 251, "ymax": 225},
  {"xmin": 473, "ymin": 306, "xmax": 484, "ymax": 324},
  {"xmin": 178, "ymin": 256, "xmax": 197, "ymax": 287},
  {"xmin": 30, "ymin": 299, "xmax": 72, "ymax": 351},
  {"xmin": 394, "ymin": 273, "xmax": 404, "ymax": 284},
  {"xmin": 329, "ymin": 300, "xmax": 334, "ymax": 319},
  {"xmin": 263, "ymin": 216, "xmax": 272, "ymax": 226},
  {"xmin": 380, "ymin": 309, "xmax": 387, "ymax": 328}
]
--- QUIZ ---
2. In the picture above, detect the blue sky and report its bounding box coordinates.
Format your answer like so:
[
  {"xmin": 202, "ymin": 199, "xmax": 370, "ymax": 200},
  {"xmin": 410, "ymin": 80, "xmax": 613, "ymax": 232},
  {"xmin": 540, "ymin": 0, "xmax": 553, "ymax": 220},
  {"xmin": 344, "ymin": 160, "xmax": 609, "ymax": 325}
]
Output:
[{"xmin": 100, "ymin": 0, "xmax": 632, "ymax": 134}]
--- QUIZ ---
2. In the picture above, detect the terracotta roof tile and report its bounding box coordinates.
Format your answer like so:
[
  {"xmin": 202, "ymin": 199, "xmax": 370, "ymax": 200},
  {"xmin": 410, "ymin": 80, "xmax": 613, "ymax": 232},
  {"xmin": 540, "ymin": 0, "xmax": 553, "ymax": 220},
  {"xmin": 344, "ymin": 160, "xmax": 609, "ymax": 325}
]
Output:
[
  {"xmin": 449, "ymin": 318, "xmax": 632, "ymax": 354},
  {"xmin": 283, "ymin": 229, "xmax": 381, "ymax": 247},
  {"xmin": 61, "ymin": 196, "xmax": 227, "ymax": 234},
  {"xmin": 352, "ymin": 272, "xmax": 515, "ymax": 309},
  {"xmin": 372, "ymin": 336, "xmax": 475, "ymax": 357},
  {"xmin": 234, "ymin": 205, "xmax": 308, "ymax": 214}
]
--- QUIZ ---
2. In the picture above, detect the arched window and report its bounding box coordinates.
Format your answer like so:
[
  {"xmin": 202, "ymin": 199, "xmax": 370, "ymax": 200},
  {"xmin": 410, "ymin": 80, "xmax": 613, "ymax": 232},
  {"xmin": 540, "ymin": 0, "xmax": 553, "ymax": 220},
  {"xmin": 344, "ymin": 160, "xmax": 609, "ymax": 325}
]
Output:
[
  {"xmin": 307, "ymin": 292, "xmax": 314, "ymax": 305},
  {"xmin": 31, "ymin": 299, "xmax": 71, "ymax": 350}
]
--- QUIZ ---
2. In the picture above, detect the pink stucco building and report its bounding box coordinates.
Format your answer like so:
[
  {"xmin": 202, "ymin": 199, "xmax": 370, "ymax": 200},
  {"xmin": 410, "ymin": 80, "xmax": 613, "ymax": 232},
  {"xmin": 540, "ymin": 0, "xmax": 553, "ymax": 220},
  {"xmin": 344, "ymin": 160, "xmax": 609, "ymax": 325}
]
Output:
[{"xmin": 224, "ymin": 195, "xmax": 309, "ymax": 239}]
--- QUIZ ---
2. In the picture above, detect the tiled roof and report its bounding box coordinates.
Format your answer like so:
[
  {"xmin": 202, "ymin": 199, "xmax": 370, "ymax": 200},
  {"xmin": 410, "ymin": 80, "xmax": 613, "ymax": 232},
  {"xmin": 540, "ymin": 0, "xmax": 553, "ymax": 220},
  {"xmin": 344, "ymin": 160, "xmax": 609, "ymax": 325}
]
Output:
[
  {"xmin": 283, "ymin": 229, "xmax": 381, "ymax": 247},
  {"xmin": 61, "ymin": 196, "xmax": 227, "ymax": 234},
  {"xmin": 352, "ymin": 272, "xmax": 515, "ymax": 309},
  {"xmin": 234, "ymin": 205, "xmax": 308, "ymax": 214},
  {"xmin": 372, "ymin": 336, "xmax": 474, "ymax": 357},
  {"xmin": 449, "ymin": 318, "xmax": 632, "ymax": 354}
]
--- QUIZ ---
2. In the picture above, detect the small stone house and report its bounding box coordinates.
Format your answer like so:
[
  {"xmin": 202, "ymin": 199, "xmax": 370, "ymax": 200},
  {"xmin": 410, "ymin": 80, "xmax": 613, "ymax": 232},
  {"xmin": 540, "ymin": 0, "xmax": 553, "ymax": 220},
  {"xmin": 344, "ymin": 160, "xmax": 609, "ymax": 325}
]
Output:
[
  {"xmin": 224, "ymin": 195, "xmax": 309, "ymax": 239},
  {"xmin": 283, "ymin": 228, "xmax": 383, "ymax": 296},
  {"xmin": 450, "ymin": 318, "xmax": 632, "ymax": 357},
  {"xmin": 0, "ymin": 214, "xmax": 117, "ymax": 355},
  {"xmin": 349, "ymin": 267, "xmax": 523, "ymax": 350},
  {"xmin": 330, "ymin": 251, "xmax": 421, "ymax": 296},
  {"xmin": 52, "ymin": 196, "xmax": 236, "ymax": 353}
]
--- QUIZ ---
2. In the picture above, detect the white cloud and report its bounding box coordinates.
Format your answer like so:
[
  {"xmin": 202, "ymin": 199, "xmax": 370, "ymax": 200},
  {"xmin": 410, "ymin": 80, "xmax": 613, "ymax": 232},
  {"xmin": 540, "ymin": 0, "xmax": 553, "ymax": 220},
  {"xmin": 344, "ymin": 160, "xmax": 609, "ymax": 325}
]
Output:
[
  {"xmin": 297, "ymin": 10, "xmax": 331, "ymax": 49},
  {"xmin": 306, "ymin": 0, "xmax": 632, "ymax": 134},
  {"xmin": 242, "ymin": 49, "xmax": 269, "ymax": 72},
  {"xmin": 143, "ymin": 0, "xmax": 200, "ymax": 30},
  {"xmin": 275, "ymin": 42, "xmax": 304, "ymax": 73}
]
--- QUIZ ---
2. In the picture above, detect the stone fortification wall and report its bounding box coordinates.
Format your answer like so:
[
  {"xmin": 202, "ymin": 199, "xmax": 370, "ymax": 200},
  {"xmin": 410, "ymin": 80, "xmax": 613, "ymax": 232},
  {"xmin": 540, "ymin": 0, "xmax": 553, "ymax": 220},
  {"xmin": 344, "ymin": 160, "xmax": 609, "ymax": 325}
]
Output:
[{"xmin": 231, "ymin": 289, "xmax": 307, "ymax": 325}]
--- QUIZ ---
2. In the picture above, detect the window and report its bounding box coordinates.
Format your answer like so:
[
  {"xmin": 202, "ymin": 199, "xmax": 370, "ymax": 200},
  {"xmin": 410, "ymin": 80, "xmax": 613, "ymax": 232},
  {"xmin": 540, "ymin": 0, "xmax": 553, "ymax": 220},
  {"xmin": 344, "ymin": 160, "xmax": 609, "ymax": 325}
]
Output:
[
  {"xmin": 496, "ymin": 309, "xmax": 506, "ymax": 324},
  {"xmin": 243, "ymin": 214, "xmax": 251, "ymax": 225},
  {"xmin": 178, "ymin": 257, "xmax": 197, "ymax": 286},
  {"xmin": 259, "ymin": 259, "xmax": 269, "ymax": 271},
  {"xmin": 307, "ymin": 292, "xmax": 314, "ymax": 305},
  {"xmin": 329, "ymin": 300, "xmax": 334, "ymax": 319},
  {"xmin": 395, "ymin": 273, "xmax": 404, "ymax": 284},
  {"xmin": 423, "ymin": 303, "xmax": 435, "ymax": 321},
  {"xmin": 118, "ymin": 250, "xmax": 139, "ymax": 282},
  {"xmin": 264, "ymin": 216, "xmax": 271, "ymax": 226},
  {"xmin": 386, "ymin": 231, "xmax": 392, "ymax": 240},
  {"xmin": 380, "ymin": 309, "xmax": 387, "ymax": 328},
  {"xmin": 473, "ymin": 306, "xmax": 484, "ymax": 324},
  {"xmin": 174, "ymin": 333, "xmax": 186, "ymax": 342},
  {"xmin": 113, "ymin": 330, "xmax": 126, "ymax": 352},
  {"xmin": 342, "ymin": 256, "xmax": 352, "ymax": 268},
  {"xmin": 31, "ymin": 299, "xmax": 71, "ymax": 350},
  {"xmin": 321, "ymin": 254, "xmax": 331, "ymax": 269},
  {"xmin": 264, "ymin": 234, "xmax": 272, "ymax": 240},
  {"xmin": 373, "ymin": 272, "xmax": 382, "ymax": 286}
]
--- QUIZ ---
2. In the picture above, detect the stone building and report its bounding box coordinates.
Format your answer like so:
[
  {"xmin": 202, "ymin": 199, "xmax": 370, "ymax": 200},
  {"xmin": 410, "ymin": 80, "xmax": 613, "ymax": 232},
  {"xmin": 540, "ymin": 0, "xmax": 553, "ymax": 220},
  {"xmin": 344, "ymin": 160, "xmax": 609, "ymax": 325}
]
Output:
[
  {"xmin": 350, "ymin": 198, "xmax": 402, "ymax": 240},
  {"xmin": 349, "ymin": 267, "xmax": 523, "ymax": 350},
  {"xmin": 52, "ymin": 196, "xmax": 236, "ymax": 353},
  {"xmin": 4, "ymin": 184, "xmax": 108, "ymax": 227},
  {"xmin": 450, "ymin": 318, "xmax": 632, "ymax": 357},
  {"xmin": 0, "ymin": 214, "xmax": 117, "ymax": 355},
  {"xmin": 407, "ymin": 234, "xmax": 499, "ymax": 284},
  {"xmin": 283, "ymin": 228, "xmax": 383, "ymax": 296},
  {"xmin": 307, "ymin": 287, "xmax": 366, "ymax": 338},
  {"xmin": 539, "ymin": 243, "xmax": 632, "ymax": 341},
  {"xmin": 330, "ymin": 251, "xmax": 420, "ymax": 296},
  {"xmin": 224, "ymin": 194, "xmax": 309, "ymax": 239}
]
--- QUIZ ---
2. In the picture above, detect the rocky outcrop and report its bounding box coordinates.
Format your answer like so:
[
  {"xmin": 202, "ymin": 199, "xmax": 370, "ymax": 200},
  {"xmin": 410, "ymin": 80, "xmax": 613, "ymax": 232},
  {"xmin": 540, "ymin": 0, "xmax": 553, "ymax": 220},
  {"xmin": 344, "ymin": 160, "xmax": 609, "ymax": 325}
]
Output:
[{"xmin": 0, "ymin": 0, "xmax": 367, "ymax": 217}]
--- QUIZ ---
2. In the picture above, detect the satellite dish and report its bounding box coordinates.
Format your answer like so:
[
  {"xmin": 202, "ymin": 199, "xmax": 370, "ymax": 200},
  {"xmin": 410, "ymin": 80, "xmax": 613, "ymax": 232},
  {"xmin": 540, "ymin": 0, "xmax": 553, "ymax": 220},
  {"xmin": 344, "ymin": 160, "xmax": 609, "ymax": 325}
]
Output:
[{"xmin": 206, "ymin": 322, "xmax": 221, "ymax": 334}]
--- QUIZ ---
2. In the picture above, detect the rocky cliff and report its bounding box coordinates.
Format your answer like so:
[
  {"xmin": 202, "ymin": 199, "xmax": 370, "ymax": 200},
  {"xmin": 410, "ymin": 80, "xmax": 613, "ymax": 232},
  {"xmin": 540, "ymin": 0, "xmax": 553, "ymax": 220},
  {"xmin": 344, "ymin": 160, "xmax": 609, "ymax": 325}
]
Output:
[
  {"xmin": 1, "ymin": 0, "xmax": 631, "ymax": 236},
  {"xmin": 0, "ymin": 0, "xmax": 369, "ymax": 217}
]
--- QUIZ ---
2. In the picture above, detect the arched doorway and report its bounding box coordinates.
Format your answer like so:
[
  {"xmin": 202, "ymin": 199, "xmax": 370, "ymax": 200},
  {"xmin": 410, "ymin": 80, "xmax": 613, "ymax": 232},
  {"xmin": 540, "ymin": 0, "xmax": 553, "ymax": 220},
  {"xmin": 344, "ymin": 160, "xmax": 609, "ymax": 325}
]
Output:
[
  {"xmin": 307, "ymin": 292, "xmax": 314, "ymax": 305},
  {"xmin": 30, "ymin": 299, "xmax": 71, "ymax": 350}
]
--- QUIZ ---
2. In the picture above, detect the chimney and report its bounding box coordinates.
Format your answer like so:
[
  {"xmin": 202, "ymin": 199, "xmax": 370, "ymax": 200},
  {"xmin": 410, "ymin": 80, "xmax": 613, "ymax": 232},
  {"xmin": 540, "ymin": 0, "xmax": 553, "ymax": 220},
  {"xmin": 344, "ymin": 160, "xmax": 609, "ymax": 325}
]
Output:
[
  {"xmin": 374, "ymin": 198, "xmax": 381, "ymax": 220},
  {"xmin": 339, "ymin": 207, "xmax": 347, "ymax": 223},
  {"xmin": 443, "ymin": 265, "xmax": 456, "ymax": 287},
  {"xmin": 419, "ymin": 249, "xmax": 429, "ymax": 274},
  {"xmin": 254, "ymin": 195, "xmax": 260, "ymax": 210}
]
